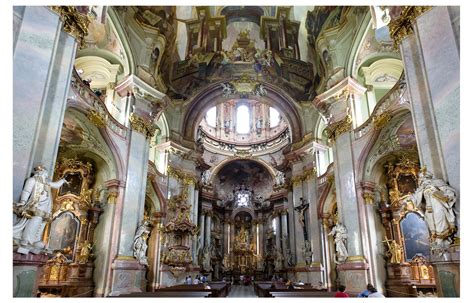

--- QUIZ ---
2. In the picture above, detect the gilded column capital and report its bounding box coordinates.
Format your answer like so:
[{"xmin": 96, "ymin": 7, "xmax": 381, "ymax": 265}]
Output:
[
  {"xmin": 326, "ymin": 115, "xmax": 352, "ymax": 143},
  {"xmin": 50, "ymin": 6, "xmax": 90, "ymax": 49},
  {"xmin": 388, "ymin": 6, "xmax": 432, "ymax": 49},
  {"xmin": 129, "ymin": 113, "xmax": 156, "ymax": 140}
]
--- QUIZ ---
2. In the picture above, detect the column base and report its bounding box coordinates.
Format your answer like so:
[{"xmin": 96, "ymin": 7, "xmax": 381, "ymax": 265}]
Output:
[
  {"xmin": 109, "ymin": 257, "xmax": 146, "ymax": 296},
  {"xmin": 431, "ymin": 244, "xmax": 460, "ymax": 297},
  {"xmin": 13, "ymin": 252, "xmax": 49, "ymax": 297},
  {"xmin": 336, "ymin": 256, "xmax": 369, "ymax": 295}
]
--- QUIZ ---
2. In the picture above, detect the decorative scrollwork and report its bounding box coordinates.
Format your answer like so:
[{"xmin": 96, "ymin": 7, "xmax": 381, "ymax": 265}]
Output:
[
  {"xmin": 388, "ymin": 6, "xmax": 432, "ymax": 49},
  {"xmin": 50, "ymin": 6, "xmax": 90, "ymax": 49}
]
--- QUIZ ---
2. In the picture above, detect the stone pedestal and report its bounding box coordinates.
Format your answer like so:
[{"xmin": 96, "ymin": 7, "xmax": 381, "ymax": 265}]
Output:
[
  {"xmin": 294, "ymin": 264, "xmax": 324, "ymax": 284},
  {"xmin": 431, "ymin": 245, "xmax": 460, "ymax": 297},
  {"xmin": 13, "ymin": 252, "xmax": 48, "ymax": 297},
  {"xmin": 336, "ymin": 257, "xmax": 369, "ymax": 295},
  {"xmin": 109, "ymin": 257, "xmax": 146, "ymax": 296},
  {"xmin": 385, "ymin": 263, "xmax": 415, "ymax": 297}
]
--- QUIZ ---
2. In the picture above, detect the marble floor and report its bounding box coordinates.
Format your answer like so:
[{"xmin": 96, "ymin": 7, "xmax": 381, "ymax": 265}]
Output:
[{"xmin": 227, "ymin": 285, "xmax": 257, "ymax": 297}]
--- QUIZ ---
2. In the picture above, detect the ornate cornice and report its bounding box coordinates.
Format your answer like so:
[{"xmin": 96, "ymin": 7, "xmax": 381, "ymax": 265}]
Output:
[
  {"xmin": 325, "ymin": 115, "xmax": 352, "ymax": 143},
  {"xmin": 129, "ymin": 113, "xmax": 156, "ymax": 140},
  {"xmin": 50, "ymin": 6, "xmax": 90, "ymax": 49},
  {"xmin": 167, "ymin": 165, "xmax": 198, "ymax": 186},
  {"xmin": 388, "ymin": 6, "xmax": 432, "ymax": 49},
  {"xmin": 290, "ymin": 167, "xmax": 317, "ymax": 188}
]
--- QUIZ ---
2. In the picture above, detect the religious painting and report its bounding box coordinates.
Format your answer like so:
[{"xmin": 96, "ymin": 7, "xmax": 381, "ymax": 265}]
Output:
[
  {"xmin": 397, "ymin": 118, "xmax": 417, "ymax": 149},
  {"xmin": 400, "ymin": 212, "xmax": 430, "ymax": 261},
  {"xmin": 59, "ymin": 172, "xmax": 83, "ymax": 196},
  {"xmin": 48, "ymin": 212, "xmax": 80, "ymax": 258},
  {"xmin": 60, "ymin": 115, "xmax": 84, "ymax": 145},
  {"xmin": 396, "ymin": 174, "xmax": 417, "ymax": 196}
]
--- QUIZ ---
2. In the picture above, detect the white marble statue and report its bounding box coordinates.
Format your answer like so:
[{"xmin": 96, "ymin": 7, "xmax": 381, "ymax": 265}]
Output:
[
  {"xmin": 220, "ymin": 83, "xmax": 234, "ymax": 98},
  {"xmin": 255, "ymin": 84, "xmax": 267, "ymax": 97},
  {"xmin": 201, "ymin": 169, "xmax": 212, "ymax": 186},
  {"xmin": 133, "ymin": 221, "xmax": 151, "ymax": 266},
  {"xmin": 274, "ymin": 170, "xmax": 285, "ymax": 187},
  {"xmin": 412, "ymin": 169, "xmax": 457, "ymax": 251},
  {"xmin": 329, "ymin": 223, "xmax": 348, "ymax": 260},
  {"xmin": 13, "ymin": 165, "xmax": 69, "ymax": 254}
]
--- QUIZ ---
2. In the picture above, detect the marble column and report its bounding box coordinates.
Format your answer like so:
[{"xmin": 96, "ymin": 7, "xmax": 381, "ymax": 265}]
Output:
[
  {"xmin": 199, "ymin": 213, "xmax": 205, "ymax": 253},
  {"xmin": 205, "ymin": 214, "xmax": 212, "ymax": 248},
  {"xmin": 13, "ymin": 6, "xmax": 76, "ymax": 203},
  {"xmin": 286, "ymin": 189, "xmax": 297, "ymax": 267},
  {"xmin": 109, "ymin": 75, "xmax": 167, "ymax": 296},
  {"xmin": 281, "ymin": 212, "xmax": 288, "ymax": 253},
  {"xmin": 291, "ymin": 167, "xmax": 306, "ymax": 269},
  {"xmin": 275, "ymin": 214, "xmax": 282, "ymax": 253},
  {"xmin": 314, "ymin": 77, "xmax": 368, "ymax": 294},
  {"xmin": 147, "ymin": 213, "xmax": 164, "ymax": 291},
  {"xmin": 305, "ymin": 166, "xmax": 324, "ymax": 284},
  {"xmin": 396, "ymin": 7, "xmax": 460, "ymax": 297}
]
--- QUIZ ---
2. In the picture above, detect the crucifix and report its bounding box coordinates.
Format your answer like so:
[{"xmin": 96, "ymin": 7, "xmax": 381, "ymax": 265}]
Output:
[{"xmin": 295, "ymin": 197, "xmax": 309, "ymax": 241}]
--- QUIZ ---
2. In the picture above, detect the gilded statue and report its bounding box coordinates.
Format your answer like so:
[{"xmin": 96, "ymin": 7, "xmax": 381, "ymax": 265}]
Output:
[
  {"xmin": 13, "ymin": 165, "xmax": 69, "ymax": 254},
  {"xmin": 383, "ymin": 237, "xmax": 403, "ymax": 264},
  {"xmin": 237, "ymin": 226, "xmax": 249, "ymax": 244},
  {"xmin": 78, "ymin": 240, "xmax": 93, "ymax": 264},
  {"xmin": 411, "ymin": 168, "xmax": 457, "ymax": 251}
]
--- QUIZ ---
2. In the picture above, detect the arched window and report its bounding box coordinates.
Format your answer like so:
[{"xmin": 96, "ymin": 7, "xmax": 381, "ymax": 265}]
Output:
[
  {"xmin": 269, "ymin": 107, "xmax": 280, "ymax": 127},
  {"xmin": 236, "ymin": 104, "xmax": 250, "ymax": 133},
  {"xmin": 205, "ymin": 106, "xmax": 216, "ymax": 127}
]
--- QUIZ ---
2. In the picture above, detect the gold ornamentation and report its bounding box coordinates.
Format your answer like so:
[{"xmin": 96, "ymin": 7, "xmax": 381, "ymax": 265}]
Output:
[
  {"xmin": 290, "ymin": 167, "xmax": 317, "ymax": 187},
  {"xmin": 77, "ymin": 240, "xmax": 93, "ymax": 264},
  {"xmin": 129, "ymin": 113, "xmax": 156, "ymax": 140},
  {"xmin": 292, "ymin": 133, "xmax": 314, "ymax": 150},
  {"xmin": 107, "ymin": 191, "xmax": 118, "ymax": 204},
  {"xmin": 50, "ymin": 6, "xmax": 90, "ymax": 49},
  {"xmin": 167, "ymin": 165, "xmax": 198, "ymax": 186},
  {"xmin": 87, "ymin": 109, "xmax": 106, "ymax": 128},
  {"xmin": 373, "ymin": 112, "xmax": 392, "ymax": 130},
  {"xmin": 383, "ymin": 237, "xmax": 403, "ymax": 264},
  {"xmin": 325, "ymin": 115, "xmax": 352, "ymax": 142},
  {"xmin": 229, "ymin": 74, "xmax": 259, "ymax": 95},
  {"xmin": 363, "ymin": 192, "xmax": 374, "ymax": 205},
  {"xmin": 385, "ymin": 156, "xmax": 419, "ymax": 207},
  {"xmin": 388, "ymin": 6, "xmax": 432, "ymax": 49}
]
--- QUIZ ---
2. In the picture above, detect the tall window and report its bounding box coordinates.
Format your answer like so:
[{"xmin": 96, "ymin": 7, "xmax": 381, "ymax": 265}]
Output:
[
  {"xmin": 269, "ymin": 107, "xmax": 280, "ymax": 127},
  {"xmin": 206, "ymin": 106, "xmax": 216, "ymax": 127},
  {"xmin": 236, "ymin": 104, "xmax": 250, "ymax": 133}
]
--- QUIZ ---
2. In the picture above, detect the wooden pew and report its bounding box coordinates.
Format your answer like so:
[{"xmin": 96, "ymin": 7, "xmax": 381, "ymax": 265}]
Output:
[
  {"xmin": 118, "ymin": 290, "xmax": 212, "ymax": 297},
  {"xmin": 270, "ymin": 290, "xmax": 337, "ymax": 298}
]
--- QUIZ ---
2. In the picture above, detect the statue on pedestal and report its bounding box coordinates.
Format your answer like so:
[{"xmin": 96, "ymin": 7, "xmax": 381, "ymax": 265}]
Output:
[
  {"xmin": 412, "ymin": 168, "xmax": 457, "ymax": 252},
  {"xmin": 383, "ymin": 237, "xmax": 403, "ymax": 264},
  {"xmin": 13, "ymin": 165, "xmax": 69, "ymax": 254},
  {"xmin": 329, "ymin": 223, "xmax": 348, "ymax": 260},
  {"xmin": 133, "ymin": 221, "xmax": 151, "ymax": 266},
  {"xmin": 201, "ymin": 169, "xmax": 212, "ymax": 186}
]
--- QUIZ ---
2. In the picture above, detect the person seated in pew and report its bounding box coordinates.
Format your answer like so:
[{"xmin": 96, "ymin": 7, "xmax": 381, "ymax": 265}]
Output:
[
  {"xmin": 335, "ymin": 285, "xmax": 350, "ymax": 298},
  {"xmin": 297, "ymin": 280, "xmax": 304, "ymax": 286},
  {"xmin": 270, "ymin": 282, "xmax": 276, "ymax": 290},
  {"xmin": 193, "ymin": 275, "xmax": 201, "ymax": 284},
  {"xmin": 204, "ymin": 282, "xmax": 211, "ymax": 290},
  {"xmin": 286, "ymin": 281, "xmax": 295, "ymax": 290}
]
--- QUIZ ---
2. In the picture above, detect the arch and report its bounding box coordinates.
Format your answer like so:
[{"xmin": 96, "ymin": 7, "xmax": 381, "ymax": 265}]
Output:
[
  {"xmin": 61, "ymin": 106, "xmax": 124, "ymax": 182},
  {"xmin": 182, "ymin": 80, "xmax": 304, "ymax": 145}
]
